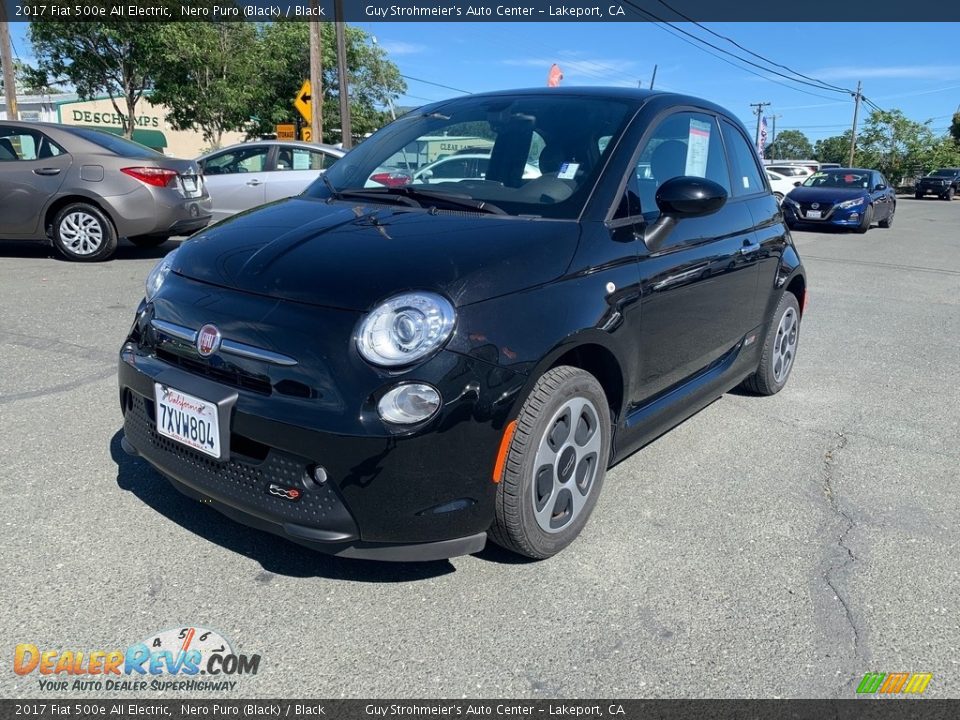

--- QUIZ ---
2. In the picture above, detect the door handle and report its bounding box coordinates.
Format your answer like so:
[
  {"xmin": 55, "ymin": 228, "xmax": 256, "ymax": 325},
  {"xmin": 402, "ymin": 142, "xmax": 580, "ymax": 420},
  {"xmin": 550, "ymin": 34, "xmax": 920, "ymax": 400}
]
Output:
[
  {"xmin": 740, "ymin": 240, "xmax": 761, "ymax": 255},
  {"xmin": 246, "ymin": 179, "xmax": 262, "ymax": 186},
  {"xmin": 33, "ymin": 167, "xmax": 62, "ymax": 176}
]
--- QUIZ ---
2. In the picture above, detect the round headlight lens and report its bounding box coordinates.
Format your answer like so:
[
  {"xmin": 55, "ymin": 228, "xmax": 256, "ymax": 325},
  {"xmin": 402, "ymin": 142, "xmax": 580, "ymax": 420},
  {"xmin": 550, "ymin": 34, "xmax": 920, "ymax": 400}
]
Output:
[
  {"xmin": 378, "ymin": 383, "xmax": 442, "ymax": 425},
  {"xmin": 357, "ymin": 292, "xmax": 456, "ymax": 367},
  {"xmin": 145, "ymin": 247, "xmax": 179, "ymax": 301}
]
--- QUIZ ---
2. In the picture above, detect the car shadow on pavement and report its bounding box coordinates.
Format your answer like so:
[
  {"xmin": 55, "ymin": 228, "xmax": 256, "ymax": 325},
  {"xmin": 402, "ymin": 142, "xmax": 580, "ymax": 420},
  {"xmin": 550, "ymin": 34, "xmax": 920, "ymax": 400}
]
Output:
[
  {"xmin": 0, "ymin": 239, "xmax": 181, "ymax": 261},
  {"xmin": 109, "ymin": 431, "xmax": 456, "ymax": 583}
]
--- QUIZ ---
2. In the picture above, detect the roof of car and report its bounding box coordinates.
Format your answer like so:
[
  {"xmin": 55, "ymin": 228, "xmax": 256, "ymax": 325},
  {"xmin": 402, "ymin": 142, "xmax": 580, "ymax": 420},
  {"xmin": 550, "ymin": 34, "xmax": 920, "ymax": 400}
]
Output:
[{"xmin": 199, "ymin": 140, "xmax": 345, "ymax": 158}]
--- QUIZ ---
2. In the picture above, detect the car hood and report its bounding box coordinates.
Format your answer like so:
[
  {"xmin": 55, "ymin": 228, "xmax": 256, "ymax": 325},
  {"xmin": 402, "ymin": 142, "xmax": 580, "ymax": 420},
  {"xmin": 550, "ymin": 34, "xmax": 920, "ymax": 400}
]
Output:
[
  {"xmin": 786, "ymin": 186, "xmax": 868, "ymax": 203},
  {"xmin": 172, "ymin": 197, "xmax": 579, "ymax": 310}
]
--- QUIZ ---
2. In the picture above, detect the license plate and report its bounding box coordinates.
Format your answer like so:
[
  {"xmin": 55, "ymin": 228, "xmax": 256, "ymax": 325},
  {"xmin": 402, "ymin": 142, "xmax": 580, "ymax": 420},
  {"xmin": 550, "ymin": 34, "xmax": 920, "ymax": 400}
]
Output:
[
  {"xmin": 805, "ymin": 210, "xmax": 822, "ymax": 219},
  {"xmin": 154, "ymin": 383, "xmax": 221, "ymax": 459},
  {"xmin": 181, "ymin": 176, "xmax": 198, "ymax": 192}
]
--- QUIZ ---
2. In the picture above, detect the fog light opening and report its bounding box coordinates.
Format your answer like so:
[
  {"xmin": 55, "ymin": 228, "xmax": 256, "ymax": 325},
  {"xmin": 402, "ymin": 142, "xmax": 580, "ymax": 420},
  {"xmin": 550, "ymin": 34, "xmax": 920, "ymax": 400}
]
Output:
[
  {"xmin": 309, "ymin": 465, "xmax": 328, "ymax": 486},
  {"xmin": 378, "ymin": 383, "xmax": 441, "ymax": 425}
]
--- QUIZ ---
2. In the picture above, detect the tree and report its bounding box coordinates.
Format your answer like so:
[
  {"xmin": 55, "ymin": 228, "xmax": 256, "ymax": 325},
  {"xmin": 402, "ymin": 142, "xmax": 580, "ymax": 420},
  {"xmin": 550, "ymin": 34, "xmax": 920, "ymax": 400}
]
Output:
[
  {"xmin": 29, "ymin": 20, "xmax": 164, "ymax": 138},
  {"xmin": 950, "ymin": 112, "xmax": 960, "ymax": 145},
  {"xmin": 147, "ymin": 23, "xmax": 260, "ymax": 149},
  {"xmin": 856, "ymin": 109, "xmax": 936, "ymax": 181},
  {"xmin": 814, "ymin": 131, "xmax": 854, "ymax": 165},
  {"xmin": 252, "ymin": 23, "xmax": 405, "ymax": 144},
  {"xmin": 768, "ymin": 129, "xmax": 812, "ymax": 160}
]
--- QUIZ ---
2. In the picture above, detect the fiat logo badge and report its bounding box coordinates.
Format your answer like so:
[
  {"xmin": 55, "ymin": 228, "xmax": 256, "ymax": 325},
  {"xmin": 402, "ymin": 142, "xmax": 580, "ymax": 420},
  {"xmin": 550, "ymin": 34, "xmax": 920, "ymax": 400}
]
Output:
[{"xmin": 196, "ymin": 324, "xmax": 222, "ymax": 357}]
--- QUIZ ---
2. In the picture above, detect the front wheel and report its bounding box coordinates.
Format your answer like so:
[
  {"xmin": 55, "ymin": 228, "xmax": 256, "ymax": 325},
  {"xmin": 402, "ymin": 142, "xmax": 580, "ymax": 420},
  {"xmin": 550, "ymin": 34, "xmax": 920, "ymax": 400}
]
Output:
[
  {"xmin": 52, "ymin": 203, "xmax": 118, "ymax": 261},
  {"xmin": 855, "ymin": 204, "xmax": 873, "ymax": 234},
  {"xmin": 947, "ymin": 188, "xmax": 955, "ymax": 201},
  {"xmin": 740, "ymin": 292, "xmax": 801, "ymax": 396},
  {"xmin": 490, "ymin": 366, "xmax": 611, "ymax": 559}
]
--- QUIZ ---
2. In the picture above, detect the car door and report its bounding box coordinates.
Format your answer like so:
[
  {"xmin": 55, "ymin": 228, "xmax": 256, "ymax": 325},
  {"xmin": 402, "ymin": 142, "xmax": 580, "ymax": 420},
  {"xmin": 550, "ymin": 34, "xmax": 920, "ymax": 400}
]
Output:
[
  {"xmin": 263, "ymin": 146, "xmax": 339, "ymax": 204},
  {"xmin": 629, "ymin": 111, "xmax": 763, "ymax": 401},
  {"xmin": 199, "ymin": 145, "xmax": 270, "ymax": 222},
  {"xmin": 872, "ymin": 172, "xmax": 894, "ymax": 220},
  {"xmin": 0, "ymin": 125, "xmax": 72, "ymax": 237}
]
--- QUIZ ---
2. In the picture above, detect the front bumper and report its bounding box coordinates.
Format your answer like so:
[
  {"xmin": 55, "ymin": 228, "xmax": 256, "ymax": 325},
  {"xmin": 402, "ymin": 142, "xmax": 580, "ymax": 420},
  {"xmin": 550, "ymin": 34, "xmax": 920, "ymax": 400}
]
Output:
[
  {"xmin": 783, "ymin": 202, "xmax": 864, "ymax": 227},
  {"xmin": 118, "ymin": 300, "xmax": 526, "ymax": 561}
]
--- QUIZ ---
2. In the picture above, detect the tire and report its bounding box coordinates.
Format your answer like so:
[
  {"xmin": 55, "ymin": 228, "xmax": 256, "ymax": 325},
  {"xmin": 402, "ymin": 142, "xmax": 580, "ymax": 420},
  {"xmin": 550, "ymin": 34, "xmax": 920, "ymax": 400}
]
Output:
[
  {"xmin": 740, "ymin": 292, "xmax": 801, "ymax": 396},
  {"xmin": 879, "ymin": 205, "xmax": 895, "ymax": 228},
  {"xmin": 52, "ymin": 203, "xmax": 118, "ymax": 261},
  {"xmin": 915, "ymin": 191, "xmax": 923, "ymax": 199},
  {"xmin": 855, "ymin": 204, "xmax": 873, "ymax": 234},
  {"xmin": 128, "ymin": 234, "xmax": 170, "ymax": 249},
  {"xmin": 774, "ymin": 192, "xmax": 784, "ymax": 204},
  {"xmin": 947, "ymin": 187, "xmax": 955, "ymax": 201},
  {"xmin": 490, "ymin": 366, "xmax": 611, "ymax": 559}
]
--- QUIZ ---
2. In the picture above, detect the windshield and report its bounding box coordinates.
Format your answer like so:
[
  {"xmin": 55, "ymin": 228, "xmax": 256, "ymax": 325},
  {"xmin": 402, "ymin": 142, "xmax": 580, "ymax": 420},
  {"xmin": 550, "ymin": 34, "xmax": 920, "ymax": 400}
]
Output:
[
  {"xmin": 306, "ymin": 94, "xmax": 634, "ymax": 219},
  {"xmin": 67, "ymin": 127, "xmax": 164, "ymax": 159},
  {"xmin": 802, "ymin": 170, "xmax": 870, "ymax": 189},
  {"xmin": 931, "ymin": 169, "xmax": 959, "ymax": 176}
]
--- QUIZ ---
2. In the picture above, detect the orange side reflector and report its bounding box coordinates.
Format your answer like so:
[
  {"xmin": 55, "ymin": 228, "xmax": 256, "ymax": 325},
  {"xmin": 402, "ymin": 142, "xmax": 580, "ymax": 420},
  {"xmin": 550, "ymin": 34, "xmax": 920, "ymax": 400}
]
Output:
[{"xmin": 492, "ymin": 420, "xmax": 517, "ymax": 483}]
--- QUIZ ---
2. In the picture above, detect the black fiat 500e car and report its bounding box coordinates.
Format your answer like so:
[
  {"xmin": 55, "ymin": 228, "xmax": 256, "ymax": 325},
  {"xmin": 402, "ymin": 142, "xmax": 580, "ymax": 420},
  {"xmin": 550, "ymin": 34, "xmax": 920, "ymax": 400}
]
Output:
[{"xmin": 119, "ymin": 88, "xmax": 806, "ymax": 561}]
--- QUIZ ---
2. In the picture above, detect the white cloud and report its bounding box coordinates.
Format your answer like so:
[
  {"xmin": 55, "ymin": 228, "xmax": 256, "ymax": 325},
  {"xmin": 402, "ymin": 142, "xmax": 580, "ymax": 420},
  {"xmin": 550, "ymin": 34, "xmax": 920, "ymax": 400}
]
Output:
[
  {"xmin": 812, "ymin": 65, "xmax": 960, "ymax": 80},
  {"xmin": 376, "ymin": 41, "xmax": 427, "ymax": 56}
]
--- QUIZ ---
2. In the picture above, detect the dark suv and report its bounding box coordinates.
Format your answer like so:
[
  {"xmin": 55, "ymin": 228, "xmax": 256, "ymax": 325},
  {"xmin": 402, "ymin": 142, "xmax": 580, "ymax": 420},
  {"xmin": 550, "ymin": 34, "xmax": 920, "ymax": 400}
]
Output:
[
  {"xmin": 915, "ymin": 168, "xmax": 960, "ymax": 200},
  {"xmin": 118, "ymin": 88, "xmax": 806, "ymax": 561}
]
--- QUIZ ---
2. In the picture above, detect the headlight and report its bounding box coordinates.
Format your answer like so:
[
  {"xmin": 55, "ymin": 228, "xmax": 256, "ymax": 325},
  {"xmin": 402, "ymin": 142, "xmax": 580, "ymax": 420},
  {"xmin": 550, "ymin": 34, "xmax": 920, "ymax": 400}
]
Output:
[
  {"xmin": 356, "ymin": 292, "xmax": 456, "ymax": 367},
  {"xmin": 783, "ymin": 196, "xmax": 799, "ymax": 208},
  {"xmin": 838, "ymin": 197, "xmax": 865, "ymax": 210},
  {"xmin": 145, "ymin": 247, "xmax": 179, "ymax": 301}
]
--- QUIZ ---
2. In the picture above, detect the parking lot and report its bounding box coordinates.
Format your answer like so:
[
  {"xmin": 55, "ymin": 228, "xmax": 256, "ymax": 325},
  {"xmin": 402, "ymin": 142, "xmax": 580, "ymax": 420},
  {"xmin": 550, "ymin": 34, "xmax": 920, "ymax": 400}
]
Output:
[{"xmin": 1, "ymin": 196, "xmax": 958, "ymax": 699}]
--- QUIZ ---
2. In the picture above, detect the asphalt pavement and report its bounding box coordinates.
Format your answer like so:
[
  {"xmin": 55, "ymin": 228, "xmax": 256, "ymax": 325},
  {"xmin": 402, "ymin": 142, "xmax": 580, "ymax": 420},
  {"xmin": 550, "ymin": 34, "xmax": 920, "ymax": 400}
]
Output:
[{"xmin": 1, "ymin": 197, "xmax": 958, "ymax": 699}]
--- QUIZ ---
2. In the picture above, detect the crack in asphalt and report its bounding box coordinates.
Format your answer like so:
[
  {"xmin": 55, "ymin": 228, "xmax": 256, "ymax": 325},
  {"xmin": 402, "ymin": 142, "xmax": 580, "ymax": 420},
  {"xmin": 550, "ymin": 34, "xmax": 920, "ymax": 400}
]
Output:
[{"xmin": 820, "ymin": 429, "xmax": 865, "ymax": 697}]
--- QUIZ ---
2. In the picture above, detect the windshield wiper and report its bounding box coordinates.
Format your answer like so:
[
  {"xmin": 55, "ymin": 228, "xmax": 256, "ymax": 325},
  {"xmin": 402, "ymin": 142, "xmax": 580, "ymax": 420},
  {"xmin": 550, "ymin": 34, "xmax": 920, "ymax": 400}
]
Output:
[
  {"xmin": 332, "ymin": 188, "xmax": 423, "ymax": 208},
  {"xmin": 356, "ymin": 186, "xmax": 508, "ymax": 215}
]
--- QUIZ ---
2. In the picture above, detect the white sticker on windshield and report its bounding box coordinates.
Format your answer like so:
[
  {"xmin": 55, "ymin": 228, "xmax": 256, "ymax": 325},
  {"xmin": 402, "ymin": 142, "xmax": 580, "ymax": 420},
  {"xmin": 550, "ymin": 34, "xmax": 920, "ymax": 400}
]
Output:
[
  {"xmin": 686, "ymin": 119, "xmax": 710, "ymax": 177},
  {"xmin": 558, "ymin": 162, "xmax": 579, "ymax": 180}
]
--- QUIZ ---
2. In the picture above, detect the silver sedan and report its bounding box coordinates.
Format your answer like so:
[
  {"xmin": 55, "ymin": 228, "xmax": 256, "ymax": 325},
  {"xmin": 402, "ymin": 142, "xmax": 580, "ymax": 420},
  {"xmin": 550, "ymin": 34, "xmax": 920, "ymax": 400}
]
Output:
[{"xmin": 198, "ymin": 140, "xmax": 345, "ymax": 222}]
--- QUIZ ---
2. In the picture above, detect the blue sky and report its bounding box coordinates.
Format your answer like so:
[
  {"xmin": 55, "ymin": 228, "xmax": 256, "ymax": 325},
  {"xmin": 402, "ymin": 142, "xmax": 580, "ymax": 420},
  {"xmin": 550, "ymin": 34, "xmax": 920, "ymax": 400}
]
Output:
[{"xmin": 9, "ymin": 21, "xmax": 960, "ymax": 144}]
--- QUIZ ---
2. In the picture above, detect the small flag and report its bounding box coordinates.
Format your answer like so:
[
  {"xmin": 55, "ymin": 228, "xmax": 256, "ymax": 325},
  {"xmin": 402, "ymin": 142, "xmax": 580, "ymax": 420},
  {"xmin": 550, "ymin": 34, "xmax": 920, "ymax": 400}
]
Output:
[
  {"xmin": 759, "ymin": 116, "xmax": 768, "ymax": 158},
  {"xmin": 547, "ymin": 64, "xmax": 563, "ymax": 88}
]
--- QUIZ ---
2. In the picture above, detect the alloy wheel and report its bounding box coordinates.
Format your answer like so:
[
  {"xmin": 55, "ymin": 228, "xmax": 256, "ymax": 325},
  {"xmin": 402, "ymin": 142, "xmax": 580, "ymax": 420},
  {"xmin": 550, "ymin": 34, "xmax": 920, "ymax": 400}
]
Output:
[
  {"xmin": 59, "ymin": 211, "xmax": 104, "ymax": 256},
  {"xmin": 772, "ymin": 306, "xmax": 798, "ymax": 384}
]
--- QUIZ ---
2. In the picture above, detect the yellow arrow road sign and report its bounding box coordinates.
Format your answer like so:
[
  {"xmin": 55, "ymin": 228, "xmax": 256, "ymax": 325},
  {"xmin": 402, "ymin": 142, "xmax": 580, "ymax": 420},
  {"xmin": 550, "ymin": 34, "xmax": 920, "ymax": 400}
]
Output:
[{"xmin": 293, "ymin": 80, "xmax": 312, "ymax": 124}]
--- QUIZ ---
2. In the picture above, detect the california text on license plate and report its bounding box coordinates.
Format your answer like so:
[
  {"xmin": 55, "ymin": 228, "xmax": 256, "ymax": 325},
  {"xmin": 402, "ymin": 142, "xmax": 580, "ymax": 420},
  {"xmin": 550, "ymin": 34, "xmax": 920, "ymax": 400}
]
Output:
[
  {"xmin": 154, "ymin": 383, "xmax": 221, "ymax": 458},
  {"xmin": 806, "ymin": 210, "xmax": 822, "ymax": 219}
]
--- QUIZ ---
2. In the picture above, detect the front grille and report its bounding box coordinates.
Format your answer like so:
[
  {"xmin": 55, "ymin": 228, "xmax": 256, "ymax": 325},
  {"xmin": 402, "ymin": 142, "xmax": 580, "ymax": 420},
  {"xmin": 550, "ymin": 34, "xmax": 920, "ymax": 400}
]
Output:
[
  {"xmin": 123, "ymin": 393, "xmax": 352, "ymax": 530},
  {"xmin": 156, "ymin": 347, "xmax": 272, "ymax": 395}
]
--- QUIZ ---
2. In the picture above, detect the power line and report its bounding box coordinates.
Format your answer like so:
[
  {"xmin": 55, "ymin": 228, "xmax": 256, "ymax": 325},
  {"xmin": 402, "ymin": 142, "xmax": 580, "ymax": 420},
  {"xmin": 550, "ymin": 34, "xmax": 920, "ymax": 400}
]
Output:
[
  {"xmin": 400, "ymin": 74, "xmax": 471, "ymax": 95},
  {"xmin": 653, "ymin": 2, "xmax": 853, "ymax": 95}
]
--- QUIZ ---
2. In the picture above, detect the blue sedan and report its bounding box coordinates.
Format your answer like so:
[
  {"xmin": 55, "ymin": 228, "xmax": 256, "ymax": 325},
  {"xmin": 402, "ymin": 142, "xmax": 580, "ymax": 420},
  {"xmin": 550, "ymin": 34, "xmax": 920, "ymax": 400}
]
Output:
[{"xmin": 782, "ymin": 168, "xmax": 896, "ymax": 233}]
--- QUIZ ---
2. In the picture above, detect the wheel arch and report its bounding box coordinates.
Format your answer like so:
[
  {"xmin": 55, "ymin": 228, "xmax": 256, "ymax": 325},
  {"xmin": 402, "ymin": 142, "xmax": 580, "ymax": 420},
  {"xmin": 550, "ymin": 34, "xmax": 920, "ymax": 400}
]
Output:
[{"xmin": 44, "ymin": 194, "xmax": 119, "ymax": 239}]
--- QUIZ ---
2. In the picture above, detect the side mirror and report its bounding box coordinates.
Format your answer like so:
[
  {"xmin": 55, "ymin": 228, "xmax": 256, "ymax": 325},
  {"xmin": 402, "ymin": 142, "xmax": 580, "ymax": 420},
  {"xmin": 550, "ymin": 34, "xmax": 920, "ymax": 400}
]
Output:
[
  {"xmin": 793, "ymin": 181, "xmax": 802, "ymax": 187},
  {"xmin": 645, "ymin": 176, "xmax": 728, "ymax": 251},
  {"xmin": 875, "ymin": 184, "xmax": 886, "ymax": 191},
  {"xmin": 655, "ymin": 176, "xmax": 728, "ymax": 218}
]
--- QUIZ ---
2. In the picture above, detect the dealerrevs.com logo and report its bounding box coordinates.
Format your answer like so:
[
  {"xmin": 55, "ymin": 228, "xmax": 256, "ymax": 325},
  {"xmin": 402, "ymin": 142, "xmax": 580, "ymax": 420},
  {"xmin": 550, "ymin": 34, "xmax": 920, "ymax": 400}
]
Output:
[{"xmin": 14, "ymin": 626, "xmax": 261, "ymax": 692}]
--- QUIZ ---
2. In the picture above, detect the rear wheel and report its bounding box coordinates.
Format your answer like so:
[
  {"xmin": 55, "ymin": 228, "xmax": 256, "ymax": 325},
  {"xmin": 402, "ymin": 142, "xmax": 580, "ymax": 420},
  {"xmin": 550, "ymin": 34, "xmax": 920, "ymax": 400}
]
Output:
[
  {"xmin": 774, "ymin": 192, "xmax": 784, "ymax": 204},
  {"xmin": 52, "ymin": 203, "xmax": 117, "ymax": 261},
  {"xmin": 740, "ymin": 292, "xmax": 801, "ymax": 396},
  {"xmin": 879, "ymin": 205, "xmax": 895, "ymax": 228},
  {"xmin": 128, "ymin": 234, "xmax": 170, "ymax": 249},
  {"xmin": 855, "ymin": 204, "xmax": 873, "ymax": 234},
  {"xmin": 490, "ymin": 366, "xmax": 611, "ymax": 559}
]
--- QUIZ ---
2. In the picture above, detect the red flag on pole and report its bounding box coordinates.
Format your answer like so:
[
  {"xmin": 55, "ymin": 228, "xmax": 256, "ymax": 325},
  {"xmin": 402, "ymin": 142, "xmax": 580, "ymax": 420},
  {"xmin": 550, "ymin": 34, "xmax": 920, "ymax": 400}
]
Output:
[{"xmin": 547, "ymin": 64, "xmax": 563, "ymax": 87}]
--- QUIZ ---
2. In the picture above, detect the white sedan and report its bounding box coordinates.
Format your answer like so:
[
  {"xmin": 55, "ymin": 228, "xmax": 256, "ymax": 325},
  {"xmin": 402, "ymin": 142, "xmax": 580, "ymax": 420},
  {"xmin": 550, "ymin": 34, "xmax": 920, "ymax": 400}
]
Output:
[
  {"xmin": 411, "ymin": 154, "xmax": 541, "ymax": 184},
  {"xmin": 767, "ymin": 169, "xmax": 803, "ymax": 203}
]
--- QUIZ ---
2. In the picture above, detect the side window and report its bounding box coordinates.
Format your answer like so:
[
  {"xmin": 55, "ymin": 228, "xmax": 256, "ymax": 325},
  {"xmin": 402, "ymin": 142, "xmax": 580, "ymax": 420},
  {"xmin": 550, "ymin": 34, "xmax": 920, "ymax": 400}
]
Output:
[
  {"xmin": 431, "ymin": 158, "xmax": 471, "ymax": 179},
  {"xmin": 618, "ymin": 111, "xmax": 729, "ymax": 220},
  {"xmin": 202, "ymin": 146, "xmax": 268, "ymax": 175},
  {"xmin": 721, "ymin": 120, "xmax": 766, "ymax": 196},
  {"xmin": 0, "ymin": 128, "xmax": 63, "ymax": 161}
]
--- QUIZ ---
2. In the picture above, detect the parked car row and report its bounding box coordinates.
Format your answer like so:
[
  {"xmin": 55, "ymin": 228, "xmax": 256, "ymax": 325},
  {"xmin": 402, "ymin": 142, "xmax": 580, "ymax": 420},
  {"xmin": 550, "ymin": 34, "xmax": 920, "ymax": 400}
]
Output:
[{"xmin": 0, "ymin": 122, "xmax": 343, "ymax": 260}]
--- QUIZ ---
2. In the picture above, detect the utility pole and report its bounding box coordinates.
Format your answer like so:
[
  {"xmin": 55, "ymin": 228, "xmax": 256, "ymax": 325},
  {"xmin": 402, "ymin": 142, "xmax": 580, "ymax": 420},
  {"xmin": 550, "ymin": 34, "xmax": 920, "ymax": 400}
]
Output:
[
  {"xmin": 334, "ymin": 0, "xmax": 352, "ymax": 149},
  {"xmin": 769, "ymin": 114, "xmax": 782, "ymax": 158},
  {"xmin": 750, "ymin": 102, "xmax": 771, "ymax": 150},
  {"xmin": 848, "ymin": 80, "xmax": 862, "ymax": 167},
  {"xmin": 649, "ymin": 64, "xmax": 658, "ymax": 90},
  {"xmin": 308, "ymin": 2, "xmax": 322, "ymax": 144},
  {"xmin": 0, "ymin": 13, "xmax": 19, "ymax": 121}
]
